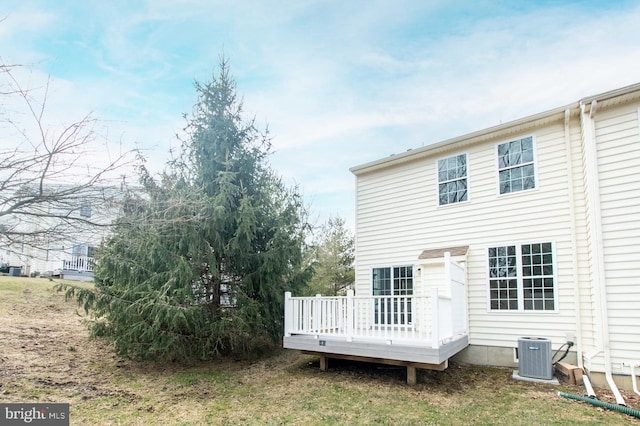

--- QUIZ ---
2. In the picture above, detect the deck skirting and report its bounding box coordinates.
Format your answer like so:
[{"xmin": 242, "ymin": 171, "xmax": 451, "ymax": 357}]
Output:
[{"xmin": 283, "ymin": 333, "xmax": 468, "ymax": 365}]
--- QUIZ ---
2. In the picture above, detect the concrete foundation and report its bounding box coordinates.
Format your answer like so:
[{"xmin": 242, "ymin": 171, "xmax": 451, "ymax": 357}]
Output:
[
  {"xmin": 452, "ymin": 344, "xmax": 640, "ymax": 394},
  {"xmin": 586, "ymin": 370, "xmax": 639, "ymax": 395},
  {"xmin": 453, "ymin": 344, "xmax": 577, "ymax": 368}
]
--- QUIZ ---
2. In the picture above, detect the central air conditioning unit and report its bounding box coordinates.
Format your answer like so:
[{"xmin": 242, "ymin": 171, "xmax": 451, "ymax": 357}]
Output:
[{"xmin": 518, "ymin": 337, "xmax": 553, "ymax": 380}]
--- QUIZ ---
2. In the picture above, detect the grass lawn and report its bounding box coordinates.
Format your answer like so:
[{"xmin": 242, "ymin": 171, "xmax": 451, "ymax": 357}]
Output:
[{"xmin": 0, "ymin": 276, "xmax": 638, "ymax": 425}]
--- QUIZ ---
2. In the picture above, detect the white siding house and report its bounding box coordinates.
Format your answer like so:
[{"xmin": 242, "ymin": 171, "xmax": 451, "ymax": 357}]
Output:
[
  {"xmin": 284, "ymin": 82, "xmax": 640, "ymax": 392},
  {"xmin": 1, "ymin": 185, "xmax": 126, "ymax": 281}
]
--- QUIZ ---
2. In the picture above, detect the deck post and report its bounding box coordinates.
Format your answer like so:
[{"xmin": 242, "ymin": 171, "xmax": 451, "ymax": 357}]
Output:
[
  {"xmin": 407, "ymin": 366, "xmax": 417, "ymax": 385},
  {"xmin": 444, "ymin": 251, "xmax": 451, "ymax": 290},
  {"xmin": 346, "ymin": 289, "xmax": 354, "ymax": 342},
  {"xmin": 314, "ymin": 294, "xmax": 321, "ymax": 334},
  {"xmin": 444, "ymin": 251, "xmax": 454, "ymax": 337},
  {"xmin": 319, "ymin": 355, "xmax": 328, "ymax": 371},
  {"xmin": 284, "ymin": 292, "xmax": 292, "ymax": 337},
  {"xmin": 431, "ymin": 288, "xmax": 440, "ymax": 349}
]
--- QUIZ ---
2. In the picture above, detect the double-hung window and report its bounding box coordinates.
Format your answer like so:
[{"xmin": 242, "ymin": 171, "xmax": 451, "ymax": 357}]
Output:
[
  {"xmin": 488, "ymin": 242, "xmax": 556, "ymax": 311},
  {"xmin": 438, "ymin": 154, "xmax": 468, "ymax": 205},
  {"xmin": 497, "ymin": 136, "xmax": 535, "ymax": 194},
  {"xmin": 372, "ymin": 266, "xmax": 413, "ymax": 325}
]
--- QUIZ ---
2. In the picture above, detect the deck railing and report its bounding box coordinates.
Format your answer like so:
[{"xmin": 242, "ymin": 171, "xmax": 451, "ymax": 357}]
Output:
[
  {"xmin": 62, "ymin": 256, "xmax": 95, "ymax": 272},
  {"xmin": 284, "ymin": 252, "xmax": 468, "ymax": 349},
  {"xmin": 285, "ymin": 288, "xmax": 463, "ymax": 348}
]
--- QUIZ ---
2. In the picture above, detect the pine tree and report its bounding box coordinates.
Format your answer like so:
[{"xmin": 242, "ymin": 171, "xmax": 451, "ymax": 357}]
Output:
[
  {"xmin": 60, "ymin": 59, "xmax": 311, "ymax": 361},
  {"xmin": 305, "ymin": 216, "xmax": 355, "ymax": 296}
]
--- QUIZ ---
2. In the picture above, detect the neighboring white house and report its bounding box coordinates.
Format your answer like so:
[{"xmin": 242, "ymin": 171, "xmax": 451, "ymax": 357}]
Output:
[
  {"xmin": 1, "ymin": 185, "xmax": 126, "ymax": 281},
  {"xmin": 284, "ymin": 82, "xmax": 640, "ymax": 393}
]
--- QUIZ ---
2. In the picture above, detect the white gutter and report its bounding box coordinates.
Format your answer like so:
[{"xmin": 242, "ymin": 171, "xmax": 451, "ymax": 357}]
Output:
[
  {"xmin": 350, "ymin": 106, "xmax": 569, "ymax": 175},
  {"xmin": 580, "ymin": 100, "xmax": 626, "ymax": 406},
  {"xmin": 351, "ymin": 81, "xmax": 640, "ymax": 177}
]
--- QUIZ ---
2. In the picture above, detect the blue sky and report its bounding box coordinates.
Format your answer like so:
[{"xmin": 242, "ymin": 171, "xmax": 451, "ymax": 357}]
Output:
[{"xmin": 2, "ymin": 0, "xmax": 640, "ymax": 229}]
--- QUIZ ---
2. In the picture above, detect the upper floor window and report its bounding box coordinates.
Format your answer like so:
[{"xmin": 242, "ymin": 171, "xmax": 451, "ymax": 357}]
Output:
[
  {"xmin": 79, "ymin": 201, "xmax": 92, "ymax": 218},
  {"xmin": 498, "ymin": 136, "xmax": 535, "ymax": 194},
  {"xmin": 438, "ymin": 154, "xmax": 467, "ymax": 205},
  {"xmin": 488, "ymin": 242, "xmax": 555, "ymax": 311}
]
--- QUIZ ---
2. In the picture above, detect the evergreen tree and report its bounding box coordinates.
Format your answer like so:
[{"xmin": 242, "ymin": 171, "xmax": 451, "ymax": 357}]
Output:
[
  {"xmin": 60, "ymin": 59, "xmax": 311, "ymax": 361},
  {"xmin": 305, "ymin": 216, "xmax": 355, "ymax": 296}
]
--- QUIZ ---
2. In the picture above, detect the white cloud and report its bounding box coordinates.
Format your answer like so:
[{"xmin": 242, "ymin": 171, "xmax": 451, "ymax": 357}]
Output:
[
  {"xmin": 2, "ymin": 0, "xmax": 640, "ymax": 228},
  {"xmin": 0, "ymin": 9, "xmax": 55, "ymax": 39}
]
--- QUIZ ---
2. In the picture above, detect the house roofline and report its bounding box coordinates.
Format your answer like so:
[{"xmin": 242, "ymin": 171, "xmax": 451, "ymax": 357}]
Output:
[{"xmin": 350, "ymin": 81, "xmax": 640, "ymax": 176}]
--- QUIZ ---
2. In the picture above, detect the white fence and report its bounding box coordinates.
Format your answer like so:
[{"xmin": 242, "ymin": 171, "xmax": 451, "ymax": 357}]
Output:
[
  {"xmin": 284, "ymin": 252, "xmax": 468, "ymax": 348},
  {"xmin": 62, "ymin": 256, "xmax": 95, "ymax": 272}
]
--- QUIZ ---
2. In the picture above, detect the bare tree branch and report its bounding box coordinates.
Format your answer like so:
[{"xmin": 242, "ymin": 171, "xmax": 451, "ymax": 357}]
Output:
[{"xmin": 0, "ymin": 63, "xmax": 136, "ymax": 256}]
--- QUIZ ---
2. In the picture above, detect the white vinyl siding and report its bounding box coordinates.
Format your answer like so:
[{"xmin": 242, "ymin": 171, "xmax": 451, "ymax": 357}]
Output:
[
  {"xmin": 354, "ymin": 123, "xmax": 576, "ymax": 349},
  {"xmin": 353, "ymin": 90, "xmax": 640, "ymax": 380},
  {"xmin": 592, "ymin": 103, "xmax": 640, "ymax": 366},
  {"xmin": 566, "ymin": 118, "xmax": 597, "ymax": 352}
]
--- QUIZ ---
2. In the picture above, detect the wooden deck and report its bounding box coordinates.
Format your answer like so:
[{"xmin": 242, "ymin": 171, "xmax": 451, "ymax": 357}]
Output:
[
  {"xmin": 282, "ymin": 253, "xmax": 470, "ymax": 383},
  {"xmin": 283, "ymin": 332, "xmax": 468, "ymax": 385},
  {"xmin": 283, "ymin": 332, "xmax": 469, "ymax": 365}
]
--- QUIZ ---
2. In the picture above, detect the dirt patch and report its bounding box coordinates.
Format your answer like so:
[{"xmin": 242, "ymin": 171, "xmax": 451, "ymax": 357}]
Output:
[
  {"xmin": 0, "ymin": 279, "xmax": 292, "ymax": 410},
  {"xmin": 0, "ymin": 279, "xmax": 139, "ymax": 404}
]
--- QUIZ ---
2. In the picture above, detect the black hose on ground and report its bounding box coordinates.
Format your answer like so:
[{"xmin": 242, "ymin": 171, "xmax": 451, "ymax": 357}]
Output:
[{"xmin": 557, "ymin": 391, "xmax": 640, "ymax": 419}]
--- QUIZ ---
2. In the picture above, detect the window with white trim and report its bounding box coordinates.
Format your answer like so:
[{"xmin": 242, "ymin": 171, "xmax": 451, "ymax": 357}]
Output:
[
  {"xmin": 488, "ymin": 242, "xmax": 555, "ymax": 311},
  {"xmin": 497, "ymin": 136, "xmax": 535, "ymax": 194},
  {"xmin": 372, "ymin": 266, "xmax": 413, "ymax": 324},
  {"xmin": 438, "ymin": 154, "xmax": 468, "ymax": 205}
]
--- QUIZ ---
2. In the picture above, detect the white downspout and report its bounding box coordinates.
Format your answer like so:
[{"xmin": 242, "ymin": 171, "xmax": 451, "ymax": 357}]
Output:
[
  {"xmin": 564, "ymin": 108, "xmax": 583, "ymax": 367},
  {"xmin": 580, "ymin": 100, "xmax": 626, "ymax": 405},
  {"xmin": 630, "ymin": 363, "xmax": 640, "ymax": 397},
  {"xmin": 582, "ymin": 375, "xmax": 597, "ymax": 399},
  {"xmin": 569, "ymin": 107, "xmax": 596, "ymax": 400}
]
